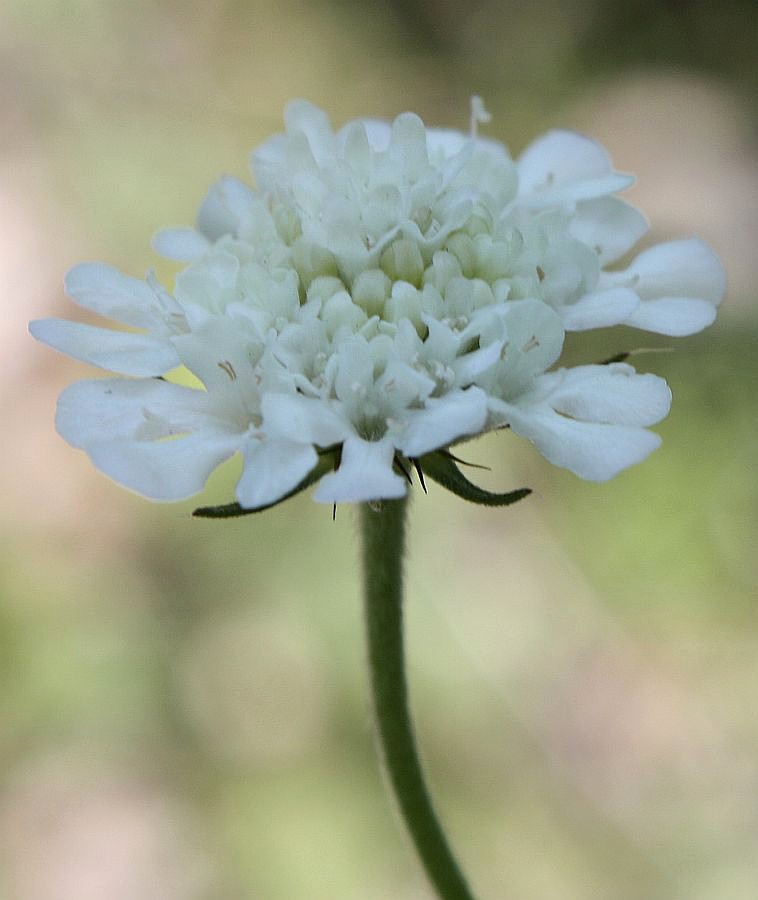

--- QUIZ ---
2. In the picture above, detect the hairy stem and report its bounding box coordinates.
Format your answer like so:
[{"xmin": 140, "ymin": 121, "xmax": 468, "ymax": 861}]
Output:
[{"xmin": 360, "ymin": 497, "xmax": 476, "ymax": 900}]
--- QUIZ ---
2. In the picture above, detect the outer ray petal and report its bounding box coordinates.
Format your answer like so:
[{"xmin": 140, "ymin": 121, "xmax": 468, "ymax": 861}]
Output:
[
  {"xmin": 236, "ymin": 440, "xmax": 319, "ymax": 509},
  {"xmin": 29, "ymin": 319, "xmax": 179, "ymax": 376},
  {"xmin": 55, "ymin": 378, "xmax": 212, "ymax": 447},
  {"xmin": 87, "ymin": 432, "xmax": 240, "ymax": 501},
  {"xmin": 561, "ymin": 288, "xmax": 640, "ymax": 331},
  {"xmin": 64, "ymin": 263, "xmax": 167, "ymax": 329},
  {"xmin": 517, "ymin": 130, "xmax": 634, "ymax": 206},
  {"xmin": 615, "ymin": 238, "xmax": 726, "ymax": 302},
  {"xmin": 152, "ymin": 227, "xmax": 210, "ymax": 262},
  {"xmin": 544, "ymin": 364, "xmax": 672, "ymax": 426},
  {"xmin": 505, "ymin": 409, "xmax": 662, "ymax": 482},
  {"xmin": 600, "ymin": 238, "xmax": 726, "ymax": 336},
  {"xmin": 491, "ymin": 363, "xmax": 671, "ymax": 481},
  {"xmin": 623, "ymin": 297, "xmax": 718, "ymax": 336}
]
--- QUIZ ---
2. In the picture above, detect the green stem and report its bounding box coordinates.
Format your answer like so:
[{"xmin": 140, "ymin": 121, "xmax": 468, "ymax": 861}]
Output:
[{"xmin": 360, "ymin": 497, "xmax": 476, "ymax": 900}]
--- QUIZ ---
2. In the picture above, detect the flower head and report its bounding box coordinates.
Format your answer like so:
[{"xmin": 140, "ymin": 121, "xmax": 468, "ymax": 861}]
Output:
[{"xmin": 31, "ymin": 98, "xmax": 725, "ymax": 511}]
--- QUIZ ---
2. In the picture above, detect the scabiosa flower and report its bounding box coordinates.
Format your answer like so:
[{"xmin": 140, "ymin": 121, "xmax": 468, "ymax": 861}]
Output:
[
  {"xmin": 30, "ymin": 98, "xmax": 725, "ymax": 512},
  {"xmin": 29, "ymin": 97, "xmax": 728, "ymax": 900}
]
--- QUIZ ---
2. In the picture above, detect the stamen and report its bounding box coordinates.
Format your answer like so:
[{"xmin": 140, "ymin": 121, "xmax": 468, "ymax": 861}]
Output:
[{"xmin": 218, "ymin": 360, "xmax": 237, "ymax": 380}]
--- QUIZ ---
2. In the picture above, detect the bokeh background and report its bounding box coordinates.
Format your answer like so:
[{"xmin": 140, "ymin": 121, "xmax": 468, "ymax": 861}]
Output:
[{"xmin": 2, "ymin": 0, "xmax": 757, "ymax": 897}]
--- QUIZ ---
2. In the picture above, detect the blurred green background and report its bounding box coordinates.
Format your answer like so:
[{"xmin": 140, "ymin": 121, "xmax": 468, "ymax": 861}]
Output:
[{"xmin": 3, "ymin": 0, "xmax": 757, "ymax": 897}]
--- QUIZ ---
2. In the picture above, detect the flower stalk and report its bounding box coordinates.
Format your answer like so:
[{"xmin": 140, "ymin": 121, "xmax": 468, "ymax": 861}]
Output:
[{"xmin": 360, "ymin": 497, "xmax": 476, "ymax": 900}]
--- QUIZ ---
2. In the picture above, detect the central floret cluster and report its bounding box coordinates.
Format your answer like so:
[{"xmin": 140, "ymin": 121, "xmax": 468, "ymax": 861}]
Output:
[{"xmin": 31, "ymin": 99, "xmax": 725, "ymax": 508}]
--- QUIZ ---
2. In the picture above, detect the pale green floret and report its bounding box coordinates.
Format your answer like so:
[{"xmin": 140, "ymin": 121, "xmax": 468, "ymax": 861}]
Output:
[
  {"xmin": 384, "ymin": 282, "xmax": 424, "ymax": 332},
  {"xmin": 462, "ymin": 213, "xmax": 492, "ymax": 237},
  {"xmin": 291, "ymin": 238, "xmax": 338, "ymax": 291},
  {"xmin": 305, "ymin": 279, "xmax": 371, "ymax": 343},
  {"xmin": 442, "ymin": 277, "xmax": 494, "ymax": 319},
  {"xmin": 321, "ymin": 291, "xmax": 368, "ymax": 337},
  {"xmin": 492, "ymin": 279, "xmax": 512, "ymax": 303},
  {"xmin": 422, "ymin": 250, "xmax": 463, "ymax": 294},
  {"xmin": 272, "ymin": 203, "xmax": 302, "ymax": 245},
  {"xmin": 445, "ymin": 233, "xmax": 477, "ymax": 278},
  {"xmin": 240, "ymin": 265, "xmax": 300, "ymax": 319},
  {"xmin": 380, "ymin": 238, "xmax": 425, "ymax": 287},
  {"xmin": 306, "ymin": 276, "xmax": 346, "ymax": 305},
  {"xmin": 472, "ymin": 234, "xmax": 519, "ymax": 282},
  {"xmin": 505, "ymin": 275, "xmax": 541, "ymax": 300},
  {"xmin": 353, "ymin": 269, "xmax": 392, "ymax": 317}
]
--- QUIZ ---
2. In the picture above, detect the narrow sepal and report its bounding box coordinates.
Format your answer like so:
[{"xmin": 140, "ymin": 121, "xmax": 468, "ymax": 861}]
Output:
[
  {"xmin": 418, "ymin": 451, "xmax": 531, "ymax": 507},
  {"xmin": 193, "ymin": 451, "xmax": 336, "ymax": 518}
]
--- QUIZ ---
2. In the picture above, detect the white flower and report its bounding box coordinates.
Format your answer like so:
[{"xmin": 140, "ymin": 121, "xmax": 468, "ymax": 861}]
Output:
[{"xmin": 30, "ymin": 98, "xmax": 724, "ymax": 509}]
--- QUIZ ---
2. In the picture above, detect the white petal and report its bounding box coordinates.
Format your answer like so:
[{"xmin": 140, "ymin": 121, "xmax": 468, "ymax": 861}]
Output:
[
  {"xmin": 313, "ymin": 436, "xmax": 405, "ymax": 504},
  {"xmin": 196, "ymin": 176, "xmax": 259, "ymax": 241},
  {"xmin": 338, "ymin": 122, "xmax": 371, "ymax": 177},
  {"xmin": 171, "ymin": 317, "xmax": 260, "ymax": 388},
  {"xmin": 151, "ymin": 227, "xmax": 210, "ymax": 262},
  {"xmin": 492, "ymin": 361, "xmax": 671, "ymax": 480},
  {"xmin": 378, "ymin": 359, "xmax": 435, "ymax": 408},
  {"xmin": 504, "ymin": 406, "xmax": 663, "ymax": 481},
  {"xmin": 250, "ymin": 134, "xmax": 288, "ymax": 189},
  {"xmin": 505, "ymin": 299, "xmax": 565, "ymax": 367},
  {"xmin": 29, "ymin": 319, "xmax": 179, "ymax": 376},
  {"xmin": 64, "ymin": 263, "xmax": 163, "ymax": 329},
  {"xmin": 424, "ymin": 128, "xmax": 468, "ymax": 159},
  {"xmin": 547, "ymin": 364, "xmax": 671, "ymax": 426},
  {"xmin": 517, "ymin": 130, "xmax": 633, "ymax": 205},
  {"xmin": 398, "ymin": 388, "xmax": 488, "ymax": 457},
  {"xmin": 569, "ymin": 197, "xmax": 648, "ymax": 265},
  {"xmin": 390, "ymin": 113, "xmax": 429, "ymax": 179},
  {"xmin": 561, "ymin": 287, "xmax": 640, "ymax": 331},
  {"xmin": 451, "ymin": 339, "xmax": 503, "ymax": 385},
  {"xmin": 350, "ymin": 119, "xmax": 392, "ymax": 152},
  {"xmin": 617, "ymin": 238, "xmax": 726, "ymax": 304},
  {"xmin": 425, "ymin": 128, "xmax": 507, "ymax": 163},
  {"xmin": 55, "ymin": 378, "xmax": 211, "ymax": 448},
  {"xmin": 623, "ymin": 297, "xmax": 718, "ymax": 336},
  {"xmin": 236, "ymin": 440, "xmax": 318, "ymax": 508},
  {"xmin": 333, "ymin": 338, "xmax": 374, "ymax": 405},
  {"xmin": 598, "ymin": 238, "xmax": 726, "ymax": 336},
  {"xmin": 497, "ymin": 299, "xmax": 565, "ymax": 390},
  {"xmin": 87, "ymin": 433, "xmax": 239, "ymax": 501},
  {"xmin": 422, "ymin": 316, "xmax": 460, "ymax": 359},
  {"xmin": 173, "ymin": 250, "xmax": 239, "ymax": 316},
  {"xmin": 284, "ymin": 99, "xmax": 335, "ymax": 164},
  {"xmin": 261, "ymin": 394, "xmax": 351, "ymax": 447}
]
